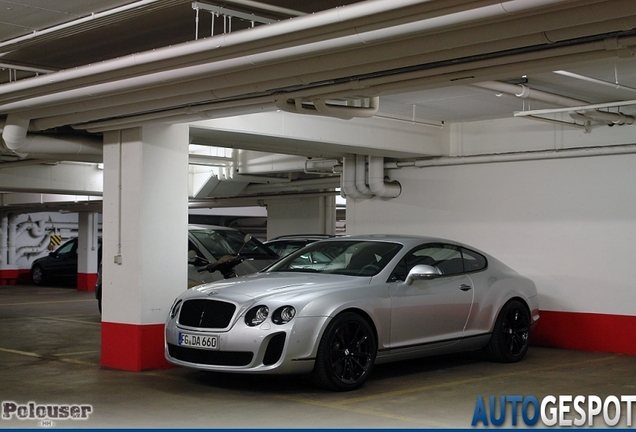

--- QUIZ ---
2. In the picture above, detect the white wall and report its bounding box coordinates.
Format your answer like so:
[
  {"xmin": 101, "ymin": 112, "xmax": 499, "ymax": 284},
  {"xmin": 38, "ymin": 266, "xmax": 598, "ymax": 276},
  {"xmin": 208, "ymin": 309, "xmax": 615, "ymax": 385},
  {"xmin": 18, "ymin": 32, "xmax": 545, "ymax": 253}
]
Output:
[
  {"xmin": 347, "ymin": 118, "xmax": 636, "ymax": 317},
  {"xmin": 266, "ymin": 195, "xmax": 336, "ymax": 239}
]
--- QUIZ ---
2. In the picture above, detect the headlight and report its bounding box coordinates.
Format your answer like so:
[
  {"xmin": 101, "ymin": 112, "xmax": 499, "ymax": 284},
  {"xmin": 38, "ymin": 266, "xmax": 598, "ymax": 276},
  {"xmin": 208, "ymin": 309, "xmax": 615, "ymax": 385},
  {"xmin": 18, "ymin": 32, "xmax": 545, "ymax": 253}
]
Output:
[
  {"xmin": 245, "ymin": 305, "xmax": 269, "ymax": 326},
  {"xmin": 169, "ymin": 299, "xmax": 183, "ymax": 319},
  {"xmin": 272, "ymin": 306, "xmax": 296, "ymax": 325}
]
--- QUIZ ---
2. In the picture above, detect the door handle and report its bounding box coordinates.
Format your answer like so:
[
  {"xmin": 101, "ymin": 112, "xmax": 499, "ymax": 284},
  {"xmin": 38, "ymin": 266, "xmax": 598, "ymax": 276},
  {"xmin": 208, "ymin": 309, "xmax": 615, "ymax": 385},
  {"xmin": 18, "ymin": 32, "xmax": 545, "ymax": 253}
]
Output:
[{"xmin": 459, "ymin": 284, "xmax": 472, "ymax": 291}]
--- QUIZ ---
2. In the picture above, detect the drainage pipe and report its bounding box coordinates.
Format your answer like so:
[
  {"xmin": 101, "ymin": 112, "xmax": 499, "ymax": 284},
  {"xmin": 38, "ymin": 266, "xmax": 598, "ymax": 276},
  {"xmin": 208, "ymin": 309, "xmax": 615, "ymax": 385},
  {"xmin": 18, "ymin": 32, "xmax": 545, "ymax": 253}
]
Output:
[
  {"xmin": 368, "ymin": 156, "xmax": 401, "ymax": 198},
  {"xmin": 473, "ymin": 81, "xmax": 635, "ymax": 125},
  {"xmin": 0, "ymin": 0, "xmax": 496, "ymax": 100},
  {"xmin": 0, "ymin": 0, "xmax": 574, "ymax": 113},
  {"xmin": 472, "ymin": 81, "xmax": 586, "ymax": 106},
  {"xmin": 15, "ymin": 235, "xmax": 52, "ymax": 261},
  {"xmin": 355, "ymin": 155, "xmax": 372, "ymax": 196},
  {"xmin": 384, "ymin": 144, "xmax": 636, "ymax": 169},
  {"xmin": 16, "ymin": 219, "xmax": 47, "ymax": 238},
  {"xmin": 340, "ymin": 155, "xmax": 365, "ymax": 199},
  {"xmin": 1, "ymin": 114, "xmax": 30, "ymax": 157}
]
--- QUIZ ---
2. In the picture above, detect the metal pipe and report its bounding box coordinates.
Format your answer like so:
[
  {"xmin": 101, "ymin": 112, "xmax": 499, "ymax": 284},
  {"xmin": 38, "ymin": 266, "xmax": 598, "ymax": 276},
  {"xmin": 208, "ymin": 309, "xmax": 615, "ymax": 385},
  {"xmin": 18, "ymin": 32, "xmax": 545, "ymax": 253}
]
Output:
[
  {"xmin": 384, "ymin": 144, "xmax": 636, "ymax": 169},
  {"xmin": 368, "ymin": 156, "xmax": 401, "ymax": 198},
  {"xmin": 355, "ymin": 155, "xmax": 372, "ymax": 196},
  {"xmin": 340, "ymin": 155, "xmax": 364, "ymax": 199},
  {"xmin": 0, "ymin": 0, "xmax": 573, "ymax": 112}
]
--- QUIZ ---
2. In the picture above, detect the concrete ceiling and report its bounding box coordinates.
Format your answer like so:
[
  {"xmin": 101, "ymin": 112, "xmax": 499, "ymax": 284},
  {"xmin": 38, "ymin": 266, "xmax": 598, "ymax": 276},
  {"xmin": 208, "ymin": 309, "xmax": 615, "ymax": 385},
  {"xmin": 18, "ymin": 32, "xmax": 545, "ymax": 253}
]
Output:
[{"xmin": 1, "ymin": 0, "xmax": 636, "ymax": 208}]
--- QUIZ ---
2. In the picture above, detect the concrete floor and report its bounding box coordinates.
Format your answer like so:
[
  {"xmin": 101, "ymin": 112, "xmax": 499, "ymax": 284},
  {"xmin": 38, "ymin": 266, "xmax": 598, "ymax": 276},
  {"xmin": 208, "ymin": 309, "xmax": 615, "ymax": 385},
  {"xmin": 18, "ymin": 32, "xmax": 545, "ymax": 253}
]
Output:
[{"xmin": 1, "ymin": 285, "xmax": 635, "ymax": 429}]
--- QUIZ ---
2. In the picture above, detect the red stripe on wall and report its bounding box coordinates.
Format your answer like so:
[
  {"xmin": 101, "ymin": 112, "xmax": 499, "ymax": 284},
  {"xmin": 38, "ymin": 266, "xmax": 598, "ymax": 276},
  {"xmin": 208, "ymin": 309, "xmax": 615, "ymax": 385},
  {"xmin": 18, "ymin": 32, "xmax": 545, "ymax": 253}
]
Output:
[
  {"xmin": 101, "ymin": 322, "xmax": 173, "ymax": 371},
  {"xmin": 77, "ymin": 273, "xmax": 97, "ymax": 292},
  {"xmin": 0, "ymin": 269, "xmax": 20, "ymax": 285},
  {"xmin": 532, "ymin": 310, "xmax": 636, "ymax": 356}
]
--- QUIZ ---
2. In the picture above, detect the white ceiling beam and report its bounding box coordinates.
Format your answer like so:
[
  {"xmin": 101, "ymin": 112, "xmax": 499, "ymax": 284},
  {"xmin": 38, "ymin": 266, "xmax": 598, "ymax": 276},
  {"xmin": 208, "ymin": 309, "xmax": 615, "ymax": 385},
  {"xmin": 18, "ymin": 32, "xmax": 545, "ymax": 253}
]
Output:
[
  {"xmin": 0, "ymin": 162, "xmax": 103, "ymax": 195},
  {"xmin": 190, "ymin": 111, "xmax": 448, "ymax": 160}
]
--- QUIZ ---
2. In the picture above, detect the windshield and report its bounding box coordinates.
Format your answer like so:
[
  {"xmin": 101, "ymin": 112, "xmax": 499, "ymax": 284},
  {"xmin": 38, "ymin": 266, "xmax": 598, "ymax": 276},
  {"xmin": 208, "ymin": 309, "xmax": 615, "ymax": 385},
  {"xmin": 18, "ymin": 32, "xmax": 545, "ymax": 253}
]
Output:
[
  {"xmin": 267, "ymin": 240, "xmax": 403, "ymax": 276},
  {"xmin": 190, "ymin": 229, "xmax": 278, "ymax": 260}
]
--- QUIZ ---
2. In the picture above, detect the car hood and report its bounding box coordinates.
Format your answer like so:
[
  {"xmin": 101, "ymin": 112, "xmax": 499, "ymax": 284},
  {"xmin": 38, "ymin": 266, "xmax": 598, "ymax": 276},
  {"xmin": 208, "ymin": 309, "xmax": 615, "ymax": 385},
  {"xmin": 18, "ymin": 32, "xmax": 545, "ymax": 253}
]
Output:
[{"xmin": 188, "ymin": 271, "xmax": 369, "ymax": 304}]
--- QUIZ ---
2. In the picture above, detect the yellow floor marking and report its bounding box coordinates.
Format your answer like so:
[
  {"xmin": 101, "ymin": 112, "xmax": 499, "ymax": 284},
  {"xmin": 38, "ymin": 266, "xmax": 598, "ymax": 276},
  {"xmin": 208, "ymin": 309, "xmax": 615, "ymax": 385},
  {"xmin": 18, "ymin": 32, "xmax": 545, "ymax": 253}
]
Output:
[
  {"xmin": 0, "ymin": 346, "xmax": 98, "ymax": 366},
  {"xmin": 277, "ymin": 354, "xmax": 618, "ymax": 427},
  {"xmin": 59, "ymin": 357, "xmax": 98, "ymax": 366},
  {"xmin": 40, "ymin": 316, "xmax": 101, "ymax": 326},
  {"xmin": 53, "ymin": 350, "xmax": 100, "ymax": 357},
  {"xmin": 0, "ymin": 347, "xmax": 42, "ymax": 358},
  {"xmin": 0, "ymin": 299, "xmax": 94, "ymax": 306},
  {"xmin": 334, "ymin": 354, "xmax": 619, "ymax": 405}
]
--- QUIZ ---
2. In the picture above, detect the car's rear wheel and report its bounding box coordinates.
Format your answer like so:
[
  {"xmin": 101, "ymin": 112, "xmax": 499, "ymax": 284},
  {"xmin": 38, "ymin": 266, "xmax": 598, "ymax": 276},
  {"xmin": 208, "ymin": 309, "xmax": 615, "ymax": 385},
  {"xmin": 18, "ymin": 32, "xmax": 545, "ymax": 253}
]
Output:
[
  {"xmin": 313, "ymin": 312, "xmax": 376, "ymax": 391},
  {"xmin": 486, "ymin": 299, "xmax": 531, "ymax": 362},
  {"xmin": 31, "ymin": 265, "xmax": 45, "ymax": 285}
]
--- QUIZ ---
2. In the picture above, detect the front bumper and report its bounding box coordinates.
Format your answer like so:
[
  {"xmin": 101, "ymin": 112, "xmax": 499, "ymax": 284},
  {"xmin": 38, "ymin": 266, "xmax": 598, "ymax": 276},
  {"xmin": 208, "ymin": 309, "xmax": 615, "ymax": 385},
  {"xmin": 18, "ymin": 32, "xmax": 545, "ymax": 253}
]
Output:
[{"xmin": 165, "ymin": 314, "xmax": 329, "ymax": 375}]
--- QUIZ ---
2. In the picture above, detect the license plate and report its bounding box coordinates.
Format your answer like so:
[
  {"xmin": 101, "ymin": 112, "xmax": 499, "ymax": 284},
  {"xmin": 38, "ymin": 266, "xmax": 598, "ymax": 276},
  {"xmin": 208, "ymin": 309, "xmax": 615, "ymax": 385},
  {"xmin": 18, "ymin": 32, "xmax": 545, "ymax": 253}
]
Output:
[{"xmin": 178, "ymin": 332, "xmax": 218, "ymax": 350}]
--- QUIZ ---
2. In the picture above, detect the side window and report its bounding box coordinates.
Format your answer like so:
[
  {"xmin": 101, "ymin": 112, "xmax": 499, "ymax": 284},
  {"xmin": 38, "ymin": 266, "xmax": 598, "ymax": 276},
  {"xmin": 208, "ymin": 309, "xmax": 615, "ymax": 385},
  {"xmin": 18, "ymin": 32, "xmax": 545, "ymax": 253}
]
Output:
[
  {"xmin": 389, "ymin": 243, "xmax": 462, "ymax": 281},
  {"xmin": 461, "ymin": 248, "xmax": 487, "ymax": 272},
  {"xmin": 56, "ymin": 239, "xmax": 77, "ymax": 256}
]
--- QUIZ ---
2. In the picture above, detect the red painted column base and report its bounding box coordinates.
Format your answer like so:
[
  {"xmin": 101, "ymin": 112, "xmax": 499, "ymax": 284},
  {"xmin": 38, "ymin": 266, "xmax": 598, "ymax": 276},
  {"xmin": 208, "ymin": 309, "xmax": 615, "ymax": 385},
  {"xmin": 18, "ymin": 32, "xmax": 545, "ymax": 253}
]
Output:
[
  {"xmin": 101, "ymin": 322, "xmax": 173, "ymax": 371},
  {"xmin": 0, "ymin": 269, "xmax": 20, "ymax": 285},
  {"xmin": 532, "ymin": 310, "xmax": 636, "ymax": 356},
  {"xmin": 77, "ymin": 273, "xmax": 98, "ymax": 292}
]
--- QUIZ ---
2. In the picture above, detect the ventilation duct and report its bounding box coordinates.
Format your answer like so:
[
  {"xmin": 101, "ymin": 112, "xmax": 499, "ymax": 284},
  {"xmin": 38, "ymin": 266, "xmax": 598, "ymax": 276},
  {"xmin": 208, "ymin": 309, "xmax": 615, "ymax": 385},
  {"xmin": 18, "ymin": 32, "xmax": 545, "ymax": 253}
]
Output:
[{"xmin": 1, "ymin": 115, "xmax": 103, "ymax": 159}]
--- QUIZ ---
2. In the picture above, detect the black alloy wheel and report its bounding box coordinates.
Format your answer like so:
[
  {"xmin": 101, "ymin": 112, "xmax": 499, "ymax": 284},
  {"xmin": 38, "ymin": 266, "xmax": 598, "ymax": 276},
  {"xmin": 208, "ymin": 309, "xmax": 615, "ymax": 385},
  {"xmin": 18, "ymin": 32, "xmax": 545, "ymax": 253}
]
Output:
[
  {"xmin": 31, "ymin": 265, "xmax": 45, "ymax": 285},
  {"xmin": 313, "ymin": 312, "xmax": 377, "ymax": 391},
  {"xmin": 486, "ymin": 299, "xmax": 531, "ymax": 362}
]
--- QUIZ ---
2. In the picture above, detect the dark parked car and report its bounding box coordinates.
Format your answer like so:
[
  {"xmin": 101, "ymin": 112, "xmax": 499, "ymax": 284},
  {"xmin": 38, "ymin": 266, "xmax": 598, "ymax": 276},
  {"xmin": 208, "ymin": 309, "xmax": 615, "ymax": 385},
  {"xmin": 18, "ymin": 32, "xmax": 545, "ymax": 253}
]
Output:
[
  {"xmin": 96, "ymin": 225, "xmax": 278, "ymax": 312},
  {"xmin": 31, "ymin": 237, "xmax": 102, "ymax": 286}
]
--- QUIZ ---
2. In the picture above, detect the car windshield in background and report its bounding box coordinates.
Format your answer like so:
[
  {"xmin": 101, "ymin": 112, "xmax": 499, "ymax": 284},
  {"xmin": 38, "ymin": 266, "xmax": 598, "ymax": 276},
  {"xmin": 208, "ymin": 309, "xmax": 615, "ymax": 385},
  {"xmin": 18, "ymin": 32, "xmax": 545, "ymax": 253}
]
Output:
[
  {"xmin": 190, "ymin": 229, "xmax": 278, "ymax": 259},
  {"xmin": 268, "ymin": 240, "xmax": 403, "ymax": 276}
]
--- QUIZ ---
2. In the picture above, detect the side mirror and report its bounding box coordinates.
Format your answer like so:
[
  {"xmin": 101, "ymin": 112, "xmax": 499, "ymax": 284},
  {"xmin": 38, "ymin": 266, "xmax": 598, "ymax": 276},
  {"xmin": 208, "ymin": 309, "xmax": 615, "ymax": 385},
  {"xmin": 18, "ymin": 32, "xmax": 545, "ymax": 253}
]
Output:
[
  {"xmin": 243, "ymin": 233, "xmax": 252, "ymax": 243},
  {"xmin": 405, "ymin": 264, "xmax": 442, "ymax": 285},
  {"xmin": 187, "ymin": 250, "xmax": 197, "ymax": 262}
]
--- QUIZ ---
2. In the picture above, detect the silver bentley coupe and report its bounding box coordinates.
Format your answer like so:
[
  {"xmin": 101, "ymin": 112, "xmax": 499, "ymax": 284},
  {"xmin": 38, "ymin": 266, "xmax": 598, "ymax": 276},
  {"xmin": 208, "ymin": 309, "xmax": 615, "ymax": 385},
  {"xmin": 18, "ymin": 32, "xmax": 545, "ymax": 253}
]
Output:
[{"xmin": 165, "ymin": 235, "xmax": 539, "ymax": 391}]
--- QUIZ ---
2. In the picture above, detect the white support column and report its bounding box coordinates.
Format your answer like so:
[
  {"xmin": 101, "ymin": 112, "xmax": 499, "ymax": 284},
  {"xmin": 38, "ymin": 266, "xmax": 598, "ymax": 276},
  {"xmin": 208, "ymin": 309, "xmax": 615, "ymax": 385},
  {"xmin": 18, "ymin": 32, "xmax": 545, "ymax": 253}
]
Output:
[
  {"xmin": 100, "ymin": 124, "xmax": 189, "ymax": 371},
  {"xmin": 77, "ymin": 212, "xmax": 100, "ymax": 291}
]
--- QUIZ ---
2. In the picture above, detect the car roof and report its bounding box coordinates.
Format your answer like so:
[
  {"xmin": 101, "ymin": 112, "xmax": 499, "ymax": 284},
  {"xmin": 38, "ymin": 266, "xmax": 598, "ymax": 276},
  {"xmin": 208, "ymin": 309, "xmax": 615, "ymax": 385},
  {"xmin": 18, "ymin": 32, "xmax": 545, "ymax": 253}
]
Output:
[
  {"xmin": 266, "ymin": 234, "xmax": 334, "ymax": 242},
  {"xmin": 188, "ymin": 224, "xmax": 236, "ymax": 231},
  {"xmin": 322, "ymin": 234, "xmax": 484, "ymax": 252}
]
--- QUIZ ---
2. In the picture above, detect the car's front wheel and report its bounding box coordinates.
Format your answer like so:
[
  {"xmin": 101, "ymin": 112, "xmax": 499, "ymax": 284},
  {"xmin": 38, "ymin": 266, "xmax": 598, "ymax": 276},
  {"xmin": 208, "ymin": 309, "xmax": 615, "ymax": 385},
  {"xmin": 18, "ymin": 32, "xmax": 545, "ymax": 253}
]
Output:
[
  {"xmin": 313, "ymin": 312, "xmax": 377, "ymax": 391},
  {"xmin": 31, "ymin": 265, "xmax": 45, "ymax": 286},
  {"xmin": 486, "ymin": 299, "xmax": 531, "ymax": 362}
]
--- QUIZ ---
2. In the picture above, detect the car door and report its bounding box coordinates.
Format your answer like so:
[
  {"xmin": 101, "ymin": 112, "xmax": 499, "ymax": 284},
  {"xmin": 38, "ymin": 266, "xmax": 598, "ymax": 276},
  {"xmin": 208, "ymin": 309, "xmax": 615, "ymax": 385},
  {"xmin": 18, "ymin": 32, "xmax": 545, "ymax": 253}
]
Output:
[
  {"xmin": 47, "ymin": 238, "xmax": 79, "ymax": 282},
  {"xmin": 388, "ymin": 243, "xmax": 475, "ymax": 350}
]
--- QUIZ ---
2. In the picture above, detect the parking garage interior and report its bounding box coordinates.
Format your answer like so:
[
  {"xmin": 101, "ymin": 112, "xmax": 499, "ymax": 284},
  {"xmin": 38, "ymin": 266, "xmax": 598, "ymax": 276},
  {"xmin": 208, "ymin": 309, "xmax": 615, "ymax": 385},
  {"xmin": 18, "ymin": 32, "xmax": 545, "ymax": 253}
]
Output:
[{"xmin": 1, "ymin": 0, "xmax": 636, "ymax": 428}]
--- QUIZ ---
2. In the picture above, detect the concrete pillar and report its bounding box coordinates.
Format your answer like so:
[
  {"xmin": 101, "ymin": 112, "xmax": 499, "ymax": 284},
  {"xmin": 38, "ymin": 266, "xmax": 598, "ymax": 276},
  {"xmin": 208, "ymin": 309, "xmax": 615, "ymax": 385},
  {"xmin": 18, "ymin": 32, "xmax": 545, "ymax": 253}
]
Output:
[
  {"xmin": 77, "ymin": 212, "xmax": 99, "ymax": 291},
  {"xmin": 266, "ymin": 195, "xmax": 336, "ymax": 239},
  {"xmin": 100, "ymin": 124, "xmax": 188, "ymax": 371}
]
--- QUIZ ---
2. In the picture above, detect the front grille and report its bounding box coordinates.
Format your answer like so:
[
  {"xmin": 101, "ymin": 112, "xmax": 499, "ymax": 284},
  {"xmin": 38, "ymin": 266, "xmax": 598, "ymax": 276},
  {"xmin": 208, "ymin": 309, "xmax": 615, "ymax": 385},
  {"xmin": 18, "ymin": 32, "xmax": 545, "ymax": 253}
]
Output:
[
  {"xmin": 168, "ymin": 344, "xmax": 253, "ymax": 366},
  {"xmin": 178, "ymin": 299, "xmax": 236, "ymax": 329},
  {"xmin": 263, "ymin": 333, "xmax": 286, "ymax": 366}
]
